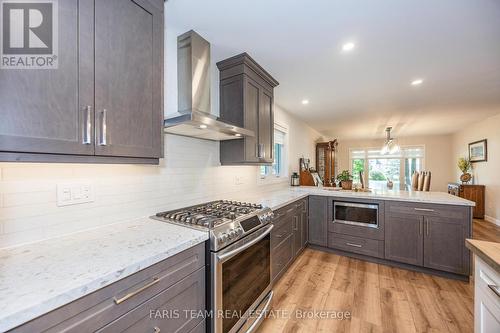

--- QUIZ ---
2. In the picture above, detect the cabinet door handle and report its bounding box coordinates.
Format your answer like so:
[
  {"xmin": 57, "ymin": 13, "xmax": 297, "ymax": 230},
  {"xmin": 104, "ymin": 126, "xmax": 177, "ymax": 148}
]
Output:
[
  {"xmin": 113, "ymin": 277, "xmax": 159, "ymax": 304},
  {"xmin": 488, "ymin": 284, "xmax": 500, "ymax": 298},
  {"xmin": 414, "ymin": 208, "xmax": 435, "ymax": 212},
  {"xmin": 346, "ymin": 242, "xmax": 362, "ymax": 248},
  {"xmin": 97, "ymin": 109, "xmax": 107, "ymax": 146},
  {"xmin": 261, "ymin": 144, "xmax": 266, "ymax": 159},
  {"xmin": 419, "ymin": 219, "xmax": 423, "ymax": 235},
  {"xmin": 426, "ymin": 219, "xmax": 430, "ymax": 236},
  {"xmin": 293, "ymin": 216, "xmax": 298, "ymax": 231},
  {"xmin": 82, "ymin": 106, "xmax": 92, "ymax": 145}
]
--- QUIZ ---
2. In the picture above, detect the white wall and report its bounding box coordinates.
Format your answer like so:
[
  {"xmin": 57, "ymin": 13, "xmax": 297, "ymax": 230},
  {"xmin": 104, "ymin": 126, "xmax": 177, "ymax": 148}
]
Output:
[
  {"xmin": 452, "ymin": 112, "xmax": 500, "ymax": 222},
  {"xmin": 274, "ymin": 105, "xmax": 324, "ymax": 175},
  {"xmin": 335, "ymin": 134, "xmax": 454, "ymax": 192}
]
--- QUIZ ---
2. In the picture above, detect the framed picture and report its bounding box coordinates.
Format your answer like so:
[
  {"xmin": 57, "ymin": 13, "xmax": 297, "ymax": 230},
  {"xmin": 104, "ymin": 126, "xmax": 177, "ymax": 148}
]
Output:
[{"xmin": 469, "ymin": 139, "xmax": 487, "ymax": 163}]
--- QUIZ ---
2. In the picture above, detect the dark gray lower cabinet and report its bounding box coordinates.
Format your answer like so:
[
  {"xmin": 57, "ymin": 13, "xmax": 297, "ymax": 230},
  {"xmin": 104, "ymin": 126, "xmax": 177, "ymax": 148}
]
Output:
[
  {"xmin": 424, "ymin": 216, "xmax": 470, "ymax": 274},
  {"xmin": 271, "ymin": 198, "xmax": 308, "ymax": 283},
  {"xmin": 98, "ymin": 268, "xmax": 205, "ymax": 333},
  {"xmin": 385, "ymin": 213, "xmax": 424, "ymax": 266},
  {"xmin": 308, "ymin": 196, "xmax": 328, "ymax": 246},
  {"xmin": 385, "ymin": 202, "xmax": 471, "ymax": 275},
  {"xmin": 9, "ymin": 243, "xmax": 205, "ymax": 333}
]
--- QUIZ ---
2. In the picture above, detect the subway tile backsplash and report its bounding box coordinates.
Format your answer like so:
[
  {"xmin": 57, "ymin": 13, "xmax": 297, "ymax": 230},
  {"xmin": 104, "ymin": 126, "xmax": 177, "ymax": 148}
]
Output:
[{"xmin": 0, "ymin": 135, "xmax": 286, "ymax": 248}]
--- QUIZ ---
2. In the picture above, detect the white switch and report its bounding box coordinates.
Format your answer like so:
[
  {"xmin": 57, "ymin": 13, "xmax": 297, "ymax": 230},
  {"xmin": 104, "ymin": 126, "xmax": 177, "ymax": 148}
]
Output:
[{"xmin": 57, "ymin": 183, "xmax": 94, "ymax": 207}]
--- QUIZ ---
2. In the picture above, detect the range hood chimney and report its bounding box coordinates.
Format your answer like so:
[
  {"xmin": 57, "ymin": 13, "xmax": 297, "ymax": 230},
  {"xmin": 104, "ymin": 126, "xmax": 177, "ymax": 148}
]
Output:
[{"xmin": 164, "ymin": 30, "xmax": 254, "ymax": 140}]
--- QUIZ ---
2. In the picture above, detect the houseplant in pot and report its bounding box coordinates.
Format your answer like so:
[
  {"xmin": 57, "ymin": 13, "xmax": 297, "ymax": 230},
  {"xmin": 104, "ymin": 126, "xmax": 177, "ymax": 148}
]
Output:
[
  {"xmin": 337, "ymin": 170, "xmax": 353, "ymax": 190},
  {"xmin": 457, "ymin": 157, "xmax": 472, "ymax": 184}
]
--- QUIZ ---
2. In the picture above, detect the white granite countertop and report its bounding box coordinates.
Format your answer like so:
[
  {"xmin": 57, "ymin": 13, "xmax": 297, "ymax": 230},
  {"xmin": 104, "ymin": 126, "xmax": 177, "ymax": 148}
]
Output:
[
  {"xmin": 0, "ymin": 186, "xmax": 473, "ymax": 331},
  {"xmin": 239, "ymin": 186, "xmax": 475, "ymax": 208},
  {"xmin": 0, "ymin": 218, "xmax": 208, "ymax": 332}
]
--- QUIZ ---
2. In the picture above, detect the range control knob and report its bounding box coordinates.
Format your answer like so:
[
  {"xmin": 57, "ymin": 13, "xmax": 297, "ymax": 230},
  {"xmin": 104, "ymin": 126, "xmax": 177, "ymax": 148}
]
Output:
[
  {"xmin": 228, "ymin": 229, "xmax": 238, "ymax": 239},
  {"xmin": 218, "ymin": 233, "xmax": 229, "ymax": 244}
]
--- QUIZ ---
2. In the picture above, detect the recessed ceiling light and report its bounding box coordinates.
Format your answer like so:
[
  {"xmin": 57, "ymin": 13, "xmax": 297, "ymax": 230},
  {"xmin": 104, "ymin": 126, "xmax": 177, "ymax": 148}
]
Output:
[
  {"xmin": 342, "ymin": 42, "xmax": 356, "ymax": 52},
  {"xmin": 199, "ymin": 124, "xmax": 207, "ymax": 129},
  {"xmin": 301, "ymin": 99, "xmax": 309, "ymax": 105},
  {"xmin": 411, "ymin": 79, "xmax": 424, "ymax": 86},
  {"xmin": 234, "ymin": 133, "xmax": 242, "ymax": 137}
]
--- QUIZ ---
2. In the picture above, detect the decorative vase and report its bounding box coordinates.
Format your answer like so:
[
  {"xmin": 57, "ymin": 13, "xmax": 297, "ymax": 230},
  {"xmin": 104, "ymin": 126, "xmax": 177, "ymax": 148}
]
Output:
[
  {"xmin": 341, "ymin": 180, "xmax": 353, "ymax": 190},
  {"xmin": 460, "ymin": 172, "xmax": 472, "ymax": 184}
]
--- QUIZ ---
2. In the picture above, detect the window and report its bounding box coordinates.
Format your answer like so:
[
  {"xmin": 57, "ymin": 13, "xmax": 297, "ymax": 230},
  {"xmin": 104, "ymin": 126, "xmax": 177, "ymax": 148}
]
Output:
[
  {"xmin": 349, "ymin": 146, "xmax": 425, "ymax": 190},
  {"xmin": 260, "ymin": 125, "xmax": 287, "ymax": 179}
]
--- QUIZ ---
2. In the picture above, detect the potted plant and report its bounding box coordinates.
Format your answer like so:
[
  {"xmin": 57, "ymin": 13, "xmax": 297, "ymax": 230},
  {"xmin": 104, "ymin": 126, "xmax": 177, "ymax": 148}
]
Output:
[
  {"xmin": 336, "ymin": 170, "xmax": 353, "ymax": 190},
  {"xmin": 457, "ymin": 157, "xmax": 472, "ymax": 184}
]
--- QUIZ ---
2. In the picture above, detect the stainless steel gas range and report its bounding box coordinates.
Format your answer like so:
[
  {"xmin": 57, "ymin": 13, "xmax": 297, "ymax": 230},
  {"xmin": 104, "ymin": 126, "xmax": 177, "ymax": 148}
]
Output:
[{"xmin": 152, "ymin": 200, "xmax": 275, "ymax": 333}]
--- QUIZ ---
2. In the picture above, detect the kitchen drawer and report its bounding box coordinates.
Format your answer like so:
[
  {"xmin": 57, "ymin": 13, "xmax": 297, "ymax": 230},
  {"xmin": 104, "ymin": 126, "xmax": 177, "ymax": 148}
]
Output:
[
  {"xmin": 328, "ymin": 233, "xmax": 384, "ymax": 259},
  {"xmin": 474, "ymin": 256, "xmax": 500, "ymax": 333},
  {"xmin": 10, "ymin": 243, "xmax": 205, "ymax": 333},
  {"xmin": 274, "ymin": 204, "xmax": 296, "ymax": 222},
  {"xmin": 190, "ymin": 319, "xmax": 206, "ymax": 333},
  {"xmin": 271, "ymin": 218, "xmax": 293, "ymax": 249},
  {"xmin": 386, "ymin": 201, "xmax": 469, "ymax": 220},
  {"xmin": 271, "ymin": 234, "xmax": 294, "ymax": 282},
  {"xmin": 98, "ymin": 267, "xmax": 205, "ymax": 333}
]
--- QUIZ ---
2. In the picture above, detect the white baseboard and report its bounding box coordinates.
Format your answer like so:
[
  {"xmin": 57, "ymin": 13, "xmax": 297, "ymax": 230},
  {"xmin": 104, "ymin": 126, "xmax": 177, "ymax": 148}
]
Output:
[{"xmin": 484, "ymin": 215, "xmax": 500, "ymax": 226}]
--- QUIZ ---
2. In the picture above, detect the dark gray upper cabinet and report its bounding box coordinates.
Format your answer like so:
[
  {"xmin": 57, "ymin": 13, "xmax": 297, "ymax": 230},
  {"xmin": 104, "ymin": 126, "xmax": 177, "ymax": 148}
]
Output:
[
  {"xmin": 0, "ymin": 0, "xmax": 94, "ymax": 156},
  {"xmin": 94, "ymin": 0, "xmax": 163, "ymax": 159},
  {"xmin": 0, "ymin": 0, "xmax": 163, "ymax": 163},
  {"xmin": 217, "ymin": 53, "xmax": 279, "ymax": 165},
  {"xmin": 308, "ymin": 196, "xmax": 328, "ymax": 247}
]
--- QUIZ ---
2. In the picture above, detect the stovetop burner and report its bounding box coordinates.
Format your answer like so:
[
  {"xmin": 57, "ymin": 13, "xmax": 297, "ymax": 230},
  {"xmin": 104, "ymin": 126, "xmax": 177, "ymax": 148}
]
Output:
[
  {"xmin": 154, "ymin": 200, "xmax": 263, "ymax": 229},
  {"xmin": 152, "ymin": 200, "xmax": 273, "ymax": 251}
]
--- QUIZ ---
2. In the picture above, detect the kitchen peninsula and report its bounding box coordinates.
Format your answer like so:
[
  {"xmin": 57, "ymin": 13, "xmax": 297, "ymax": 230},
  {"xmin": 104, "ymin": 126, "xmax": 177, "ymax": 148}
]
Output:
[{"xmin": 248, "ymin": 186, "xmax": 475, "ymax": 281}]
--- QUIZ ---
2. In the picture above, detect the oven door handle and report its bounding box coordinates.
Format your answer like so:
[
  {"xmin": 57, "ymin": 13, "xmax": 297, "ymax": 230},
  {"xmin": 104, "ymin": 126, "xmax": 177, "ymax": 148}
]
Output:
[
  {"xmin": 216, "ymin": 224, "xmax": 274, "ymax": 263},
  {"xmin": 244, "ymin": 290, "xmax": 274, "ymax": 333}
]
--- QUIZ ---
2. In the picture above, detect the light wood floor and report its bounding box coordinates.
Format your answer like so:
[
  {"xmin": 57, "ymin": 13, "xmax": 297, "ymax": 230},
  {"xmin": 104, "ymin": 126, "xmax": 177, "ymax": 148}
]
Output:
[{"xmin": 257, "ymin": 219, "xmax": 500, "ymax": 333}]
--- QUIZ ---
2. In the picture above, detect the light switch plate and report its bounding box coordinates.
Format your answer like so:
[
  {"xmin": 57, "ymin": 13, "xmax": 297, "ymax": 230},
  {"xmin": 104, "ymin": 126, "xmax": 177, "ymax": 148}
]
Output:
[{"xmin": 57, "ymin": 183, "xmax": 94, "ymax": 207}]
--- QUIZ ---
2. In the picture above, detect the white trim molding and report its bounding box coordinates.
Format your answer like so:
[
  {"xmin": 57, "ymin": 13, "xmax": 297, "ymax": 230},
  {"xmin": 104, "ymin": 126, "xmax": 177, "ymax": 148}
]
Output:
[{"xmin": 485, "ymin": 215, "xmax": 500, "ymax": 227}]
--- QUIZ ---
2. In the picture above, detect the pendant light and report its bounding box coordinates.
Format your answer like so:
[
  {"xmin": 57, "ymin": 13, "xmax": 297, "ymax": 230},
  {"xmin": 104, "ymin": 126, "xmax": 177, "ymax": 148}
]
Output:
[{"xmin": 381, "ymin": 127, "xmax": 400, "ymax": 155}]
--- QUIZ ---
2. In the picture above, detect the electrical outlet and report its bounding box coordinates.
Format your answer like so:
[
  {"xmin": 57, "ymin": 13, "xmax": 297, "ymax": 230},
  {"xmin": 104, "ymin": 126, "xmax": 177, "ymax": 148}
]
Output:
[
  {"xmin": 57, "ymin": 183, "xmax": 94, "ymax": 207},
  {"xmin": 234, "ymin": 176, "xmax": 244, "ymax": 185}
]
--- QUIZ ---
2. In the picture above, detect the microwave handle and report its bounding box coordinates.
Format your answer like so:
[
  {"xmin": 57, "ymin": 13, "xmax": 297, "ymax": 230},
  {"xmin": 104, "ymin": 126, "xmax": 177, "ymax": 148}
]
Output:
[{"xmin": 216, "ymin": 224, "xmax": 274, "ymax": 263}]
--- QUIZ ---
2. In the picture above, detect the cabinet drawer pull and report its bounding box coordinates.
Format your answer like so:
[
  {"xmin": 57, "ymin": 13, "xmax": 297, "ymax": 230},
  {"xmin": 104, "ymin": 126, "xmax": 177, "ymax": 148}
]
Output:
[
  {"xmin": 113, "ymin": 277, "xmax": 159, "ymax": 304},
  {"xmin": 153, "ymin": 327, "xmax": 161, "ymax": 333},
  {"xmin": 275, "ymin": 233, "xmax": 283, "ymax": 238},
  {"xmin": 346, "ymin": 242, "xmax": 362, "ymax": 248},
  {"xmin": 488, "ymin": 284, "xmax": 500, "ymax": 298},
  {"xmin": 82, "ymin": 105, "xmax": 92, "ymax": 145},
  {"xmin": 414, "ymin": 208, "xmax": 435, "ymax": 212}
]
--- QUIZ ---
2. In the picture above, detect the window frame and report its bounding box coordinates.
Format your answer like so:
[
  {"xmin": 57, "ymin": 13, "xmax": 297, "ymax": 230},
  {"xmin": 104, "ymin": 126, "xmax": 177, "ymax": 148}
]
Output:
[
  {"xmin": 349, "ymin": 145, "xmax": 426, "ymax": 190},
  {"xmin": 259, "ymin": 123, "xmax": 289, "ymax": 183}
]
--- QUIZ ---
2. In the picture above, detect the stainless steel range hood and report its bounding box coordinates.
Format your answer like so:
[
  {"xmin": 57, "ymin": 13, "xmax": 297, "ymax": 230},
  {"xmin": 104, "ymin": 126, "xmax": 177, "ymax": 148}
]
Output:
[{"xmin": 164, "ymin": 30, "xmax": 254, "ymax": 141}]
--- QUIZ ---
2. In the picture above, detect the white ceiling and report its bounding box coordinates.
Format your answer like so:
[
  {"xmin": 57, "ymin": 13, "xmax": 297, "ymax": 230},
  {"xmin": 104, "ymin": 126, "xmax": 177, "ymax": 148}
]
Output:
[{"xmin": 165, "ymin": 0, "xmax": 500, "ymax": 140}]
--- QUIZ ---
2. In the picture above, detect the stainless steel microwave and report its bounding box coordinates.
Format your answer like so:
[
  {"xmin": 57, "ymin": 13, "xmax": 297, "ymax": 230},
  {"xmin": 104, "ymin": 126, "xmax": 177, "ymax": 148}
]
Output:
[{"xmin": 333, "ymin": 201, "xmax": 379, "ymax": 228}]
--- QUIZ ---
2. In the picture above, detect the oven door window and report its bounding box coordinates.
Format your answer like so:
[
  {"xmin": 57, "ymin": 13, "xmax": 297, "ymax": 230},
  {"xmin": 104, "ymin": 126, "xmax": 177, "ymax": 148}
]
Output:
[{"xmin": 222, "ymin": 235, "xmax": 270, "ymax": 333}]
